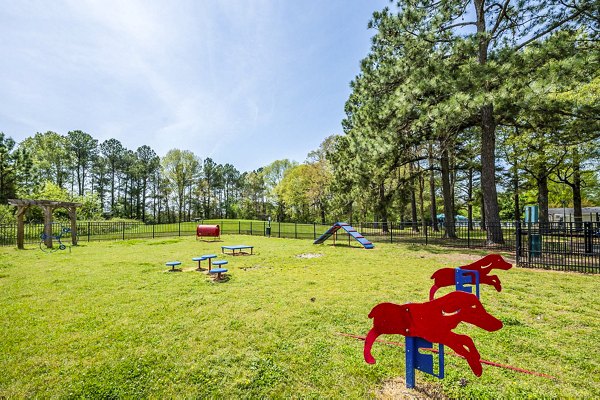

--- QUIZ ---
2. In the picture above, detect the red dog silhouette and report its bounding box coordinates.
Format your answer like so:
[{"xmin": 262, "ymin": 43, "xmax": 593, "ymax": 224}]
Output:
[
  {"xmin": 429, "ymin": 254, "xmax": 512, "ymax": 300},
  {"xmin": 364, "ymin": 291, "xmax": 503, "ymax": 376}
]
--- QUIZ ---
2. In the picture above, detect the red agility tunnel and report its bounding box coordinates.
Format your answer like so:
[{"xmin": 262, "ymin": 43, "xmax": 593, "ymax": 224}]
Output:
[{"xmin": 196, "ymin": 224, "xmax": 220, "ymax": 240}]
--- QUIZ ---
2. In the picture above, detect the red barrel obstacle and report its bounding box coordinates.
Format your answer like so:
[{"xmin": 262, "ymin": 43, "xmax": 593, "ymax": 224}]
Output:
[{"xmin": 196, "ymin": 225, "xmax": 220, "ymax": 241}]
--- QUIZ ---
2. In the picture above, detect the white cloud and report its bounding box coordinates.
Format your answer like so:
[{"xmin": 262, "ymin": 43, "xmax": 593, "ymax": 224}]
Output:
[{"xmin": 1, "ymin": 0, "xmax": 388, "ymax": 170}]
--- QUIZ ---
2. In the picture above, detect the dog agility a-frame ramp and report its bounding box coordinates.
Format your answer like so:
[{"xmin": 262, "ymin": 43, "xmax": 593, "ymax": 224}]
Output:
[{"xmin": 313, "ymin": 222, "xmax": 374, "ymax": 249}]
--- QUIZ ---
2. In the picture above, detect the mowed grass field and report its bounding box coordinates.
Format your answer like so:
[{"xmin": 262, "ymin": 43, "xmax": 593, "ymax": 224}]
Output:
[{"xmin": 1, "ymin": 235, "xmax": 598, "ymax": 398}]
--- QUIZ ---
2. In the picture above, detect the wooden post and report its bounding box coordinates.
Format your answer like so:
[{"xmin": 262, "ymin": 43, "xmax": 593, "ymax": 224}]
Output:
[
  {"xmin": 43, "ymin": 205, "xmax": 53, "ymax": 248},
  {"xmin": 16, "ymin": 206, "xmax": 27, "ymax": 250},
  {"xmin": 68, "ymin": 206, "xmax": 78, "ymax": 245}
]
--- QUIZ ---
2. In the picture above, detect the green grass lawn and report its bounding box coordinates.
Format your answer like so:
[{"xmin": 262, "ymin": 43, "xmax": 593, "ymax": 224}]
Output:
[{"xmin": 1, "ymin": 236, "xmax": 598, "ymax": 398}]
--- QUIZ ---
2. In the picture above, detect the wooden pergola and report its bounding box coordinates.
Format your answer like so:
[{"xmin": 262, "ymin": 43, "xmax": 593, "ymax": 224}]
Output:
[{"xmin": 8, "ymin": 199, "xmax": 82, "ymax": 250}]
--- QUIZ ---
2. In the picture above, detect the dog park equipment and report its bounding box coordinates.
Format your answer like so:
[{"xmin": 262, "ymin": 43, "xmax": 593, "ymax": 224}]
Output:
[
  {"xmin": 340, "ymin": 332, "xmax": 555, "ymax": 379},
  {"xmin": 209, "ymin": 260, "xmax": 228, "ymax": 280},
  {"xmin": 165, "ymin": 261, "xmax": 182, "ymax": 272},
  {"xmin": 364, "ymin": 254, "xmax": 511, "ymax": 389},
  {"xmin": 8, "ymin": 198, "xmax": 81, "ymax": 250},
  {"xmin": 408, "ymin": 267, "xmax": 484, "ymax": 387},
  {"xmin": 429, "ymin": 254, "xmax": 512, "ymax": 300},
  {"xmin": 364, "ymin": 291, "xmax": 502, "ymax": 378},
  {"xmin": 196, "ymin": 224, "xmax": 220, "ymax": 241},
  {"xmin": 405, "ymin": 336, "xmax": 444, "ymax": 388},
  {"xmin": 193, "ymin": 254, "xmax": 217, "ymax": 271},
  {"xmin": 221, "ymin": 245, "xmax": 254, "ymax": 255},
  {"xmin": 39, "ymin": 224, "xmax": 72, "ymax": 253},
  {"xmin": 313, "ymin": 222, "xmax": 374, "ymax": 249},
  {"xmin": 455, "ymin": 268, "xmax": 480, "ymax": 298},
  {"xmin": 192, "ymin": 256, "xmax": 206, "ymax": 271}
]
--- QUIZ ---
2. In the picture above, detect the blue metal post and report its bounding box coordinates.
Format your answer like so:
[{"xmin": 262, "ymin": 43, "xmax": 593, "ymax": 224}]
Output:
[
  {"xmin": 455, "ymin": 268, "xmax": 480, "ymax": 298},
  {"xmin": 405, "ymin": 337, "xmax": 416, "ymax": 388},
  {"xmin": 405, "ymin": 336, "xmax": 444, "ymax": 389}
]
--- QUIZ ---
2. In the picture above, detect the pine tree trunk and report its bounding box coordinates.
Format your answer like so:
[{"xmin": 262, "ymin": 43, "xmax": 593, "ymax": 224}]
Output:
[
  {"xmin": 429, "ymin": 144, "xmax": 439, "ymax": 231},
  {"xmin": 410, "ymin": 188, "xmax": 418, "ymax": 232},
  {"xmin": 537, "ymin": 165, "xmax": 549, "ymax": 225},
  {"xmin": 513, "ymin": 163, "xmax": 520, "ymax": 222},
  {"xmin": 418, "ymin": 167, "xmax": 426, "ymax": 231},
  {"xmin": 468, "ymin": 167, "xmax": 474, "ymax": 230},
  {"xmin": 480, "ymin": 105, "xmax": 504, "ymax": 243},
  {"xmin": 378, "ymin": 183, "xmax": 390, "ymax": 233},
  {"xmin": 475, "ymin": 0, "xmax": 504, "ymax": 244},
  {"xmin": 440, "ymin": 146, "xmax": 456, "ymax": 238},
  {"xmin": 572, "ymin": 155, "xmax": 583, "ymax": 229},
  {"xmin": 408, "ymin": 163, "xmax": 419, "ymax": 232},
  {"xmin": 480, "ymin": 195, "xmax": 486, "ymax": 230}
]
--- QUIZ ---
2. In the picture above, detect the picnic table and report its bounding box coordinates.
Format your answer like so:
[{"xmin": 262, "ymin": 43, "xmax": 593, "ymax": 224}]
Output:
[{"xmin": 221, "ymin": 245, "xmax": 254, "ymax": 256}]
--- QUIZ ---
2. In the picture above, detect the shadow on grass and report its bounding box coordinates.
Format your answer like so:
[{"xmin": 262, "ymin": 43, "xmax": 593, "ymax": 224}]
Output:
[
  {"xmin": 211, "ymin": 274, "xmax": 231, "ymax": 283},
  {"xmin": 403, "ymin": 244, "xmax": 493, "ymax": 256},
  {"xmin": 320, "ymin": 244, "xmax": 366, "ymax": 249}
]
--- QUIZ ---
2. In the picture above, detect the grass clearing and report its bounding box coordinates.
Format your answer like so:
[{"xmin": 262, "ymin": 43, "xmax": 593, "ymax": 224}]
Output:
[{"xmin": 1, "ymin": 235, "xmax": 598, "ymax": 398}]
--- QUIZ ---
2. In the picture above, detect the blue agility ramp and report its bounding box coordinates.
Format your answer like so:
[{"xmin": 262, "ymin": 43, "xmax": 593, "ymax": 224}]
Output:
[{"xmin": 313, "ymin": 222, "xmax": 374, "ymax": 249}]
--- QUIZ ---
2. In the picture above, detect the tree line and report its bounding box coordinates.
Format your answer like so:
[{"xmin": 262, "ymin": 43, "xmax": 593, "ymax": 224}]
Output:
[
  {"xmin": 1, "ymin": 1, "xmax": 598, "ymax": 235},
  {"xmin": 328, "ymin": 0, "xmax": 599, "ymax": 243},
  {"xmin": 0, "ymin": 130, "xmax": 313, "ymax": 224}
]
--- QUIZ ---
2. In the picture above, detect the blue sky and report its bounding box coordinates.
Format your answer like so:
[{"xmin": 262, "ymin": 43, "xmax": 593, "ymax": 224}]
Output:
[{"xmin": 1, "ymin": 0, "xmax": 389, "ymax": 171}]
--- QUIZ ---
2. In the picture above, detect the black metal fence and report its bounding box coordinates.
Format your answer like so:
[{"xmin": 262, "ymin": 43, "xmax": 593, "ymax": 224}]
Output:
[
  {"xmin": 516, "ymin": 221, "xmax": 600, "ymax": 273},
  {"xmin": 1, "ymin": 220, "xmax": 598, "ymax": 273}
]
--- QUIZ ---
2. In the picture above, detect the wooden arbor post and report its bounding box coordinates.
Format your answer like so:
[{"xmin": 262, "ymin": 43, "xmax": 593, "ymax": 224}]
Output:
[
  {"xmin": 14, "ymin": 204, "xmax": 29, "ymax": 250},
  {"xmin": 8, "ymin": 199, "xmax": 82, "ymax": 249},
  {"xmin": 68, "ymin": 206, "xmax": 78, "ymax": 246}
]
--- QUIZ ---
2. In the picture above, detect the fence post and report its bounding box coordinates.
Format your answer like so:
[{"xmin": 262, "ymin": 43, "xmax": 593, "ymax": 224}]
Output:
[
  {"xmin": 278, "ymin": 222, "xmax": 281, "ymax": 238},
  {"xmin": 467, "ymin": 223, "xmax": 471, "ymax": 248},
  {"xmin": 250, "ymin": 221, "xmax": 253, "ymax": 235},
  {"xmin": 584, "ymin": 222, "xmax": 593, "ymax": 254},
  {"xmin": 425, "ymin": 224, "xmax": 428, "ymax": 246},
  {"xmin": 515, "ymin": 221, "xmax": 521, "ymax": 265},
  {"xmin": 239, "ymin": 221, "xmax": 241, "ymax": 234},
  {"xmin": 313, "ymin": 223, "xmax": 316, "ymax": 240},
  {"xmin": 178, "ymin": 220, "xmax": 181, "ymax": 237},
  {"xmin": 87, "ymin": 221, "xmax": 91, "ymax": 242},
  {"xmin": 390, "ymin": 222, "xmax": 393, "ymax": 243},
  {"xmin": 122, "ymin": 222, "xmax": 125, "ymax": 241},
  {"xmin": 263, "ymin": 221, "xmax": 266, "ymax": 236},
  {"xmin": 152, "ymin": 223, "xmax": 155, "ymax": 239},
  {"xmin": 295, "ymin": 223, "xmax": 297, "ymax": 239}
]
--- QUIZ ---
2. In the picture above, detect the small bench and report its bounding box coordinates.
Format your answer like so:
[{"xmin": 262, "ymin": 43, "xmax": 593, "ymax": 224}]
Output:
[
  {"xmin": 209, "ymin": 260, "xmax": 229, "ymax": 280},
  {"xmin": 212, "ymin": 260, "xmax": 228, "ymax": 268},
  {"xmin": 221, "ymin": 245, "xmax": 254, "ymax": 256},
  {"xmin": 165, "ymin": 261, "xmax": 182, "ymax": 272}
]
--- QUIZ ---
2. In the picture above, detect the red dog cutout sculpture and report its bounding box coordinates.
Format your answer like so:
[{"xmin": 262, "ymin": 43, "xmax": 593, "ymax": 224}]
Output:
[
  {"xmin": 364, "ymin": 291, "xmax": 503, "ymax": 376},
  {"xmin": 429, "ymin": 254, "xmax": 512, "ymax": 300}
]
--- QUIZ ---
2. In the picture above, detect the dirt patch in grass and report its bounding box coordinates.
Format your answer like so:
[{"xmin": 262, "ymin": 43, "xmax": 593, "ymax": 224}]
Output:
[
  {"xmin": 296, "ymin": 253, "xmax": 323, "ymax": 259},
  {"xmin": 376, "ymin": 377, "xmax": 448, "ymax": 400},
  {"xmin": 240, "ymin": 265, "xmax": 270, "ymax": 271}
]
